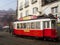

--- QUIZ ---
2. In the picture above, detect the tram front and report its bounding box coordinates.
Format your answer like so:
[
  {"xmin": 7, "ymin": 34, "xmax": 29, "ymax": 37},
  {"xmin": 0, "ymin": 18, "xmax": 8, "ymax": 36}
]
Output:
[{"xmin": 50, "ymin": 19, "xmax": 58, "ymax": 39}]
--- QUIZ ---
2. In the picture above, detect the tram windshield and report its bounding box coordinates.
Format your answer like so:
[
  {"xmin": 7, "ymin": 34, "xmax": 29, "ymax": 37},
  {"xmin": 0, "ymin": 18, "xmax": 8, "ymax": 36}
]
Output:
[{"xmin": 51, "ymin": 20, "xmax": 56, "ymax": 29}]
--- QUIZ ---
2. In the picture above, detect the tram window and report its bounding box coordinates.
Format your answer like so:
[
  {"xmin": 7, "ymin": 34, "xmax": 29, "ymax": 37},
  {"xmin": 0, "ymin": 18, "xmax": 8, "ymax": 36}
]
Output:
[
  {"xmin": 43, "ymin": 21, "xmax": 50, "ymax": 28},
  {"xmin": 20, "ymin": 23, "xmax": 23, "ymax": 29},
  {"xmin": 51, "ymin": 20, "xmax": 56, "ymax": 28},
  {"xmin": 47, "ymin": 21, "xmax": 50, "ymax": 28},
  {"xmin": 36, "ymin": 22, "xmax": 40, "ymax": 29},
  {"xmin": 31, "ymin": 22, "xmax": 35, "ymax": 29},
  {"xmin": 23, "ymin": 23, "xmax": 26, "ymax": 29},
  {"xmin": 43, "ymin": 21, "xmax": 46, "ymax": 28},
  {"xmin": 26, "ymin": 23, "xmax": 30, "ymax": 29},
  {"xmin": 19, "ymin": 23, "xmax": 21, "ymax": 29},
  {"xmin": 17, "ymin": 23, "xmax": 20, "ymax": 29}
]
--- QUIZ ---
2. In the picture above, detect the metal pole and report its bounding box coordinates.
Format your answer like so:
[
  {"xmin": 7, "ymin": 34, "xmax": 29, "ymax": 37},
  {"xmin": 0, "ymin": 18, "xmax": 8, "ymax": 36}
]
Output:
[{"xmin": 16, "ymin": 0, "xmax": 18, "ymax": 19}]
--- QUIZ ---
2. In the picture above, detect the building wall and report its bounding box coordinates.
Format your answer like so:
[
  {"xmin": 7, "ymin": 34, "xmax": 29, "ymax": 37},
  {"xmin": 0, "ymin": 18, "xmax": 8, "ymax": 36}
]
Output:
[
  {"xmin": 42, "ymin": 1, "xmax": 60, "ymax": 22},
  {"xmin": 17, "ymin": 0, "xmax": 60, "ymax": 22},
  {"xmin": 17, "ymin": 0, "xmax": 42, "ymax": 19},
  {"xmin": 42, "ymin": 2, "xmax": 60, "ymax": 14}
]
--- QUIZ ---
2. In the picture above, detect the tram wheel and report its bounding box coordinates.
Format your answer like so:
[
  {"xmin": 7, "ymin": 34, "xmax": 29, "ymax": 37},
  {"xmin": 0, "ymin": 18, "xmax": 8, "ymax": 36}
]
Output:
[{"xmin": 52, "ymin": 38, "xmax": 59, "ymax": 42}]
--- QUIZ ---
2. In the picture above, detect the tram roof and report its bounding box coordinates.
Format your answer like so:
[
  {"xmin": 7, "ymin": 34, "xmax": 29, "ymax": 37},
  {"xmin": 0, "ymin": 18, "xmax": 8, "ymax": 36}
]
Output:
[
  {"xmin": 14, "ymin": 14, "xmax": 56, "ymax": 22},
  {"xmin": 38, "ymin": 13, "xmax": 56, "ymax": 19},
  {"xmin": 14, "ymin": 18, "xmax": 56, "ymax": 23},
  {"xmin": 13, "ymin": 14, "xmax": 57, "ymax": 23}
]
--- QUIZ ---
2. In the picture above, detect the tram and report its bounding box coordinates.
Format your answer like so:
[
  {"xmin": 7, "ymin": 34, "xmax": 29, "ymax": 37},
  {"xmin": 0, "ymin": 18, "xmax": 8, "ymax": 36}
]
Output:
[{"xmin": 12, "ymin": 14, "xmax": 58, "ymax": 40}]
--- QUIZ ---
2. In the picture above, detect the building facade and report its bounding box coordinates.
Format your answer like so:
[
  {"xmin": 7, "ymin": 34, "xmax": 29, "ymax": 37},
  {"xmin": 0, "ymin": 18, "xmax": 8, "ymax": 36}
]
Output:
[
  {"xmin": 17, "ymin": 0, "xmax": 60, "ymax": 22},
  {"xmin": 42, "ymin": 0, "xmax": 60, "ymax": 22}
]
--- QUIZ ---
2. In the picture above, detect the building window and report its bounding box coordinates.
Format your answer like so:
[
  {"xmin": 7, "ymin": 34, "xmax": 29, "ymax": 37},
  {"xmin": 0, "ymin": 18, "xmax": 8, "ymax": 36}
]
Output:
[
  {"xmin": 25, "ymin": 0, "xmax": 29, "ymax": 8},
  {"xmin": 31, "ymin": 0, "xmax": 37, "ymax": 4},
  {"xmin": 51, "ymin": 6, "xmax": 58, "ymax": 16},
  {"xmin": 42, "ymin": 0, "xmax": 59, "ymax": 6},
  {"xmin": 33, "ymin": 7, "xmax": 38, "ymax": 14},
  {"xmin": 26, "ymin": 10, "xmax": 29, "ymax": 16},
  {"xmin": 20, "ymin": 2, "xmax": 23, "ymax": 10},
  {"xmin": 51, "ymin": 6, "xmax": 58, "ymax": 13},
  {"xmin": 20, "ymin": 13, "xmax": 23, "ymax": 18}
]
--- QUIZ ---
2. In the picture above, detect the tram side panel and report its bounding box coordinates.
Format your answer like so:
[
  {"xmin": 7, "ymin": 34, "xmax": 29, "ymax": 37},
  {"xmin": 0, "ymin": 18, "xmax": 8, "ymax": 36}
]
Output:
[
  {"xmin": 43, "ymin": 20, "xmax": 58, "ymax": 39},
  {"xmin": 12, "ymin": 19, "xmax": 58, "ymax": 39},
  {"xmin": 44, "ymin": 29, "xmax": 57, "ymax": 39},
  {"xmin": 13, "ymin": 21, "xmax": 44, "ymax": 37},
  {"xmin": 13, "ymin": 28, "xmax": 44, "ymax": 37}
]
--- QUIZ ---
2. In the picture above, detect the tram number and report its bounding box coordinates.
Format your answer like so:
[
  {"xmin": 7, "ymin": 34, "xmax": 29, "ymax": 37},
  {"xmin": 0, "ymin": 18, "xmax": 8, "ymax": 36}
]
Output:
[{"xmin": 24, "ymin": 29, "xmax": 30, "ymax": 32}]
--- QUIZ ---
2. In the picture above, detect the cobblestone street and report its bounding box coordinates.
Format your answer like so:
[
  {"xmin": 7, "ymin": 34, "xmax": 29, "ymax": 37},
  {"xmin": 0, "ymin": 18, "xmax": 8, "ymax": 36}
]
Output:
[{"xmin": 0, "ymin": 31, "xmax": 60, "ymax": 45}]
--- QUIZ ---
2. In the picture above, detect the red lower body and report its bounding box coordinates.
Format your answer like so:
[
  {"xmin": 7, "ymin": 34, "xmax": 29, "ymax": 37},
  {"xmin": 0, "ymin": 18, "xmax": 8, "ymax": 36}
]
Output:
[
  {"xmin": 43, "ymin": 29, "xmax": 57, "ymax": 39},
  {"xmin": 13, "ymin": 29, "xmax": 58, "ymax": 39}
]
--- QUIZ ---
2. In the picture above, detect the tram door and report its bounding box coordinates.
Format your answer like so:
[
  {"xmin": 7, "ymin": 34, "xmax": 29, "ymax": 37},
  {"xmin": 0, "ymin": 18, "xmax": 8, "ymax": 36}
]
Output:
[
  {"xmin": 51, "ymin": 20, "xmax": 56, "ymax": 29},
  {"xmin": 43, "ymin": 21, "xmax": 50, "ymax": 37}
]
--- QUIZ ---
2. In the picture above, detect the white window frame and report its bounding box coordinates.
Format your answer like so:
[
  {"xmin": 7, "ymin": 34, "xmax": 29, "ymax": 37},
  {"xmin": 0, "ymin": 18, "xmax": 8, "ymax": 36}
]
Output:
[
  {"xmin": 25, "ymin": 0, "xmax": 29, "ymax": 7},
  {"xmin": 51, "ymin": 6, "xmax": 58, "ymax": 16},
  {"xmin": 26, "ymin": 10, "xmax": 29, "ymax": 16},
  {"xmin": 33, "ymin": 7, "xmax": 38, "ymax": 14},
  {"xmin": 20, "ymin": 2, "xmax": 23, "ymax": 10},
  {"xmin": 31, "ymin": 0, "xmax": 37, "ymax": 4},
  {"xmin": 36, "ymin": 22, "xmax": 40, "ymax": 29},
  {"xmin": 20, "ymin": 12, "xmax": 23, "ymax": 18},
  {"xmin": 43, "ymin": 21, "xmax": 50, "ymax": 29}
]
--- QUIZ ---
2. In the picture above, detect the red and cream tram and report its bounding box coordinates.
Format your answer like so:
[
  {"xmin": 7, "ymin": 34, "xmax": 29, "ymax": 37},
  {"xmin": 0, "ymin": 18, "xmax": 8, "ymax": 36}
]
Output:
[{"xmin": 12, "ymin": 15, "xmax": 58, "ymax": 40}]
